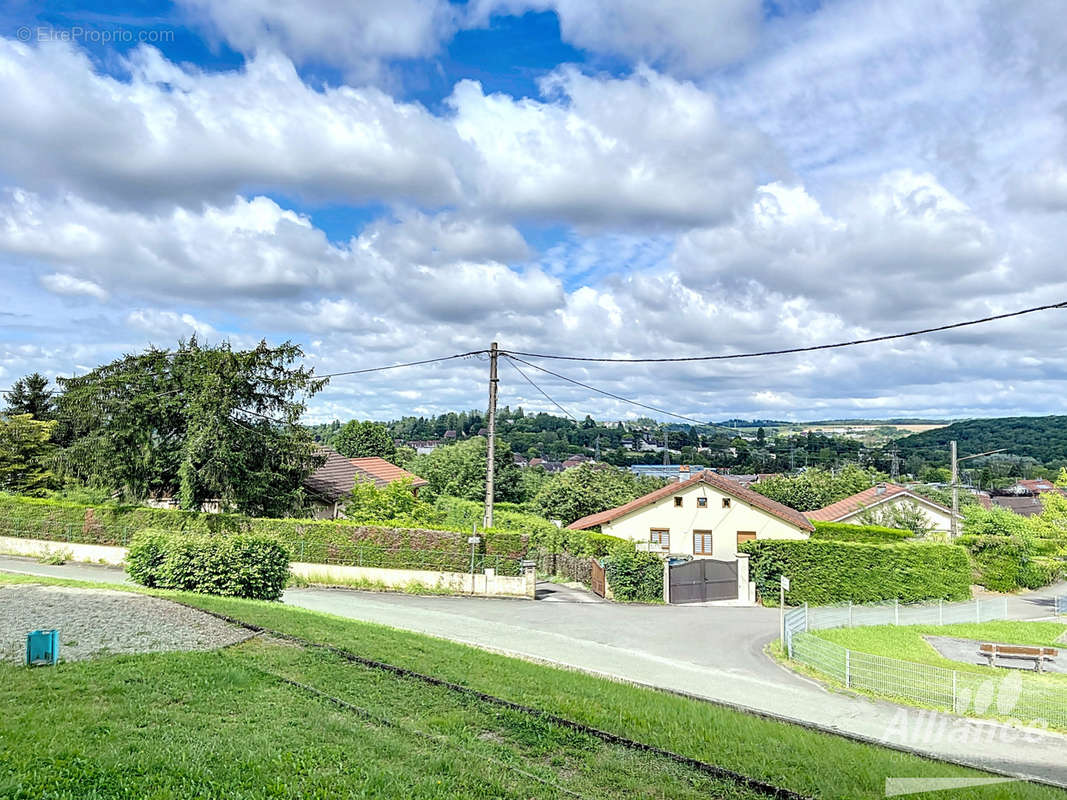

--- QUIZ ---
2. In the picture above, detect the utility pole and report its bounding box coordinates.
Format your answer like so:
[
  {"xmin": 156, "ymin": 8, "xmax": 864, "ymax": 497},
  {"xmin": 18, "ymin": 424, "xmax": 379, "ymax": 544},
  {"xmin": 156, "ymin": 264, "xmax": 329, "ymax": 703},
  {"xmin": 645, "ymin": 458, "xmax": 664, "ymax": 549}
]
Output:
[
  {"xmin": 950, "ymin": 440, "xmax": 959, "ymax": 539},
  {"xmin": 662, "ymin": 428, "xmax": 669, "ymax": 466},
  {"xmin": 483, "ymin": 342, "xmax": 499, "ymax": 529},
  {"xmin": 951, "ymin": 443, "xmax": 1007, "ymax": 538}
]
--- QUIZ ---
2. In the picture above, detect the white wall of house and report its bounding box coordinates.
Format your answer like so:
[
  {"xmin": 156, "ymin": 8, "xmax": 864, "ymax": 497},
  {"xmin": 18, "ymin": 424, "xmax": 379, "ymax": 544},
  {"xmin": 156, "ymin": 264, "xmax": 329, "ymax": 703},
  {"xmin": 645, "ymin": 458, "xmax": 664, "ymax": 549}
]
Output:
[
  {"xmin": 834, "ymin": 495, "xmax": 952, "ymax": 533},
  {"xmin": 601, "ymin": 480, "xmax": 809, "ymax": 560}
]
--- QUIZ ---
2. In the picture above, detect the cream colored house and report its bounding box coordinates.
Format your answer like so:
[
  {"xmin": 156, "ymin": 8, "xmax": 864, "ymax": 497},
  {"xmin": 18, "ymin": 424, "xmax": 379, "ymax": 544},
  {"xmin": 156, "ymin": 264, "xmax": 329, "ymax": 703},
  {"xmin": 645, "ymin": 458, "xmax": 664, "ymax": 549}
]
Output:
[
  {"xmin": 567, "ymin": 470, "xmax": 813, "ymax": 560},
  {"xmin": 804, "ymin": 482, "xmax": 952, "ymax": 533}
]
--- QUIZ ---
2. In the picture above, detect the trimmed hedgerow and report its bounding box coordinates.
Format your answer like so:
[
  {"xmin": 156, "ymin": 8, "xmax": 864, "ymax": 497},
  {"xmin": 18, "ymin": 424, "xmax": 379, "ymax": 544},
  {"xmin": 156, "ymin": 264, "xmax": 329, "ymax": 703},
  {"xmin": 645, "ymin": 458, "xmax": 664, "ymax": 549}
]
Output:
[
  {"xmin": 126, "ymin": 529, "xmax": 290, "ymax": 600},
  {"xmin": 0, "ymin": 494, "xmax": 528, "ymax": 570},
  {"xmin": 957, "ymin": 534, "xmax": 1064, "ymax": 592},
  {"xmin": 739, "ymin": 539, "xmax": 972, "ymax": 606},
  {"xmin": 810, "ymin": 521, "xmax": 914, "ymax": 544}
]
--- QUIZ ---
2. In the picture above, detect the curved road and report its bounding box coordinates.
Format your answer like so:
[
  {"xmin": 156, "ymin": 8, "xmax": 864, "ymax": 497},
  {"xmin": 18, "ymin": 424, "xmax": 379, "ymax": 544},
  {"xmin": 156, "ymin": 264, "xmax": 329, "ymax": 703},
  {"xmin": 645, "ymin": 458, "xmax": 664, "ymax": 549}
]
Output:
[{"xmin": 2, "ymin": 556, "xmax": 1065, "ymax": 787}]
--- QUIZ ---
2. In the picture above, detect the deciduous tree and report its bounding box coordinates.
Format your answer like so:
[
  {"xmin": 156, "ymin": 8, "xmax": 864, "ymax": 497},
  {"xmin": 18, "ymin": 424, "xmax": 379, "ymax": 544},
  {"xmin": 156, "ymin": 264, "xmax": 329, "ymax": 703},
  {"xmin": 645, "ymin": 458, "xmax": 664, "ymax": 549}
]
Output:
[{"xmin": 333, "ymin": 420, "xmax": 396, "ymax": 459}]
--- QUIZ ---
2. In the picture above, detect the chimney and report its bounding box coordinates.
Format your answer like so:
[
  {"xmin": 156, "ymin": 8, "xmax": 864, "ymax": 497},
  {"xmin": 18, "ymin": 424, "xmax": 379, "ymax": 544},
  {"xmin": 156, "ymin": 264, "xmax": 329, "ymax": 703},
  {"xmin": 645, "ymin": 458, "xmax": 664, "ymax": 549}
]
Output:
[{"xmin": 875, "ymin": 483, "xmax": 886, "ymax": 495}]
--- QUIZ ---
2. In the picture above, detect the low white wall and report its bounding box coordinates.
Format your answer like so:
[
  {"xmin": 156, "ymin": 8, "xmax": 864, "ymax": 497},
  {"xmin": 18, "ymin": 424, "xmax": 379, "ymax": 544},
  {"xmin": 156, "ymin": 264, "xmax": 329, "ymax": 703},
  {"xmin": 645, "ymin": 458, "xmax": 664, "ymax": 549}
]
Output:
[
  {"xmin": 0, "ymin": 535, "xmax": 535, "ymax": 599},
  {"xmin": 0, "ymin": 535, "xmax": 127, "ymax": 565},
  {"xmin": 290, "ymin": 561, "xmax": 536, "ymax": 599}
]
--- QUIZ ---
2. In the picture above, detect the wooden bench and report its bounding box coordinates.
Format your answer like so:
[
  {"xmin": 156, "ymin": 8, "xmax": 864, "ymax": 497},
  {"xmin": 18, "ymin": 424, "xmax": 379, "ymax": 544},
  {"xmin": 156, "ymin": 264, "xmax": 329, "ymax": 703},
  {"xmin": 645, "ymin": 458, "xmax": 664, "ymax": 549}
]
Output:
[{"xmin": 979, "ymin": 642, "xmax": 1058, "ymax": 672}]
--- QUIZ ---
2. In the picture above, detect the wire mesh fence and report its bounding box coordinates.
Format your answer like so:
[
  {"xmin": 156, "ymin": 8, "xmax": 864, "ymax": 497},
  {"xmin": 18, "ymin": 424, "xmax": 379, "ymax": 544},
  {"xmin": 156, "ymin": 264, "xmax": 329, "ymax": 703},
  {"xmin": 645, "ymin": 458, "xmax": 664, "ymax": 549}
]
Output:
[
  {"xmin": 0, "ymin": 518, "xmax": 133, "ymax": 547},
  {"xmin": 531, "ymin": 550, "xmax": 592, "ymax": 586},
  {"xmin": 785, "ymin": 597, "xmax": 1067, "ymax": 729}
]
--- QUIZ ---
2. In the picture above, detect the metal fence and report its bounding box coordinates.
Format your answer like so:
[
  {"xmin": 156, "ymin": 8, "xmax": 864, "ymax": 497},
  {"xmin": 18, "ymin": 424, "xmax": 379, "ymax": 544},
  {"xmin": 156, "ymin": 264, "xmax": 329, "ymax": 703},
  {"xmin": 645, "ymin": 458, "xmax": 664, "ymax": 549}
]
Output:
[
  {"xmin": 0, "ymin": 518, "xmax": 132, "ymax": 547},
  {"xmin": 1058, "ymin": 595, "xmax": 1067, "ymax": 616},
  {"xmin": 532, "ymin": 550, "xmax": 593, "ymax": 586},
  {"xmin": 785, "ymin": 597, "xmax": 1067, "ymax": 728}
]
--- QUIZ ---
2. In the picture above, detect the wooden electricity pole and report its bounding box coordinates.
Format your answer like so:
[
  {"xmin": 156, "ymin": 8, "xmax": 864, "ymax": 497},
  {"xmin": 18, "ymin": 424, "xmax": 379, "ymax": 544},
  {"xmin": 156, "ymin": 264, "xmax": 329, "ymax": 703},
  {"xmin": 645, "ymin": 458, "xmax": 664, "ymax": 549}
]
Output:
[{"xmin": 483, "ymin": 342, "xmax": 499, "ymax": 529}]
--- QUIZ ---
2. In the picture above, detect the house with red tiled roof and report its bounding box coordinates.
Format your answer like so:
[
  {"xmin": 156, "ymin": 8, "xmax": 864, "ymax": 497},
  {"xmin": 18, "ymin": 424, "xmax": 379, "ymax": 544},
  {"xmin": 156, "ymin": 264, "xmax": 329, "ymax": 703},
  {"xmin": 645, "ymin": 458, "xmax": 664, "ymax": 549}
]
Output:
[
  {"xmin": 567, "ymin": 470, "xmax": 812, "ymax": 561},
  {"xmin": 803, "ymin": 483, "xmax": 952, "ymax": 533},
  {"xmin": 304, "ymin": 448, "xmax": 429, "ymax": 519}
]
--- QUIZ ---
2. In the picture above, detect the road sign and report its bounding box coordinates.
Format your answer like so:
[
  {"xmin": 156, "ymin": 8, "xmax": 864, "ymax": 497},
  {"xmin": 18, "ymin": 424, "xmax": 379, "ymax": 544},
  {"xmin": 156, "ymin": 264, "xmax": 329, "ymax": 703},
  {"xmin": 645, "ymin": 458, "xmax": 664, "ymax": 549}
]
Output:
[
  {"xmin": 467, "ymin": 536, "xmax": 481, "ymax": 544},
  {"xmin": 780, "ymin": 575, "xmax": 790, "ymax": 591}
]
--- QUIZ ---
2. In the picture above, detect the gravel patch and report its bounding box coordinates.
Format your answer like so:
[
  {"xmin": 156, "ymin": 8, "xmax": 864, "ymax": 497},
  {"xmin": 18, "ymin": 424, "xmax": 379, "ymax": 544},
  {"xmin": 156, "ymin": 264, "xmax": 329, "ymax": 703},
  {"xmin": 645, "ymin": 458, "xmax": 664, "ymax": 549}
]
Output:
[
  {"xmin": 924, "ymin": 635, "xmax": 1067, "ymax": 674},
  {"xmin": 0, "ymin": 584, "xmax": 253, "ymax": 664}
]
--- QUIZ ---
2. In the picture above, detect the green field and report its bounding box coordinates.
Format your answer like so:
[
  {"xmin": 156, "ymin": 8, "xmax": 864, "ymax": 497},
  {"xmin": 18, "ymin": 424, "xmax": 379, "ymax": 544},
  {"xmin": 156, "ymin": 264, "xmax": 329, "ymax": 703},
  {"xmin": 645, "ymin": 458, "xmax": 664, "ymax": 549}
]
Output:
[
  {"xmin": 813, "ymin": 621, "xmax": 1067, "ymax": 680},
  {"xmin": 2, "ymin": 573, "xmax": 1066, "ymax": 799}
]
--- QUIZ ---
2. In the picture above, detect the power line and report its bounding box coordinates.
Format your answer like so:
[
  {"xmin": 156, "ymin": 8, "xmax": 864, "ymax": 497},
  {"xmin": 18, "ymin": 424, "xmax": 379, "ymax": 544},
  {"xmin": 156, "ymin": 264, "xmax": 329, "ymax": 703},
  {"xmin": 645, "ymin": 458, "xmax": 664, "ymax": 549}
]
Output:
[
  {"xmin": 316, "ymin": 350, "xmax": 487, "ymax": 379},
  {"xmin": 502, "ymin": 300, "xmax": 1067, "ymax": 363},
  {"xmin": 503, "ymin": 357, "xmax": 578, "ymax": 422},
  {"xmin": 505, "ymin": 354, "xmax": 711, "ymax": 426}
]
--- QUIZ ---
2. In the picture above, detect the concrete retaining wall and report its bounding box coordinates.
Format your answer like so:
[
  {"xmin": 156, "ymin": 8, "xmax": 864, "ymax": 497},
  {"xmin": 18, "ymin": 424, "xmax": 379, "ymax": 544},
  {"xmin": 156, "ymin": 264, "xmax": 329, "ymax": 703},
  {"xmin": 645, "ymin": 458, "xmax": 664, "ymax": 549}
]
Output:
[
  {"xmin": 0, "ymin": 535, "xmax": 127, "ymax": 565},
  {"xmin": 291, "ymin": 561, "xmax": 536, "ymax": 599}
]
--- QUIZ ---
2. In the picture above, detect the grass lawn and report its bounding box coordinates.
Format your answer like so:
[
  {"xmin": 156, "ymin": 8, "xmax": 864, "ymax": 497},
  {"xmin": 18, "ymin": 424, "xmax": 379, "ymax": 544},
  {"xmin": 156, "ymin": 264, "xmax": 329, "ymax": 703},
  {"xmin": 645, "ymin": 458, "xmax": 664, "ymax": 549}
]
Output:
[
  {"xmin": 1, "ymin": 639, "xmax": 769, "ymax": 800},
  {"xmin": 813, "ymin": 621, "xmax": 1067, "ymax": 682},
  {"xmin": 2, "ymin": 573, "xmax": 1066, "ymax": 799}
]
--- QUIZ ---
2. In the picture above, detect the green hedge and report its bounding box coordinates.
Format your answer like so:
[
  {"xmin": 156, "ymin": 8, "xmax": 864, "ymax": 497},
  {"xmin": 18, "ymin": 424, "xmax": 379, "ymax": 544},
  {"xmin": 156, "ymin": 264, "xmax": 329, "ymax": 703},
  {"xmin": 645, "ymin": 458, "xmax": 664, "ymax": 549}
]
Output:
[
  {"xmin": 957, "ymin": 534, "xmax": 1063, "ymax": 592},
  {"xmin": 810, "ymin": 521, "xmax": 914, "ymax": 544},
  {"xmin": 0, "ymin": 493, "xmax": 527, "ymax": 573},
  {"xmin": 739, "ymin": 540, "xmax": 972, "ymax": 606},
  {"xmin": 433, "ymin": 495, "xmax": 622, "ymax": 557},
  {"xmin": 603, "ymin": 543, "xmax": 663, "ymax": 603},
  {"xmin": 127, "ymin": 529, "xmax": 289, "ymax": 600}
]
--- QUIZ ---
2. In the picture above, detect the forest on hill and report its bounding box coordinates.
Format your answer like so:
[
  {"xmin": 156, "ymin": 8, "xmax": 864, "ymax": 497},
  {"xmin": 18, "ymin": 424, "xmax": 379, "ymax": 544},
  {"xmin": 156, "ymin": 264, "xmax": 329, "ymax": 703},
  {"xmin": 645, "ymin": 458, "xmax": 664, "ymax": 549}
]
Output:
[{"xmin": 895, "ymin": 416, "xmax": 1067, "ymax": 471}]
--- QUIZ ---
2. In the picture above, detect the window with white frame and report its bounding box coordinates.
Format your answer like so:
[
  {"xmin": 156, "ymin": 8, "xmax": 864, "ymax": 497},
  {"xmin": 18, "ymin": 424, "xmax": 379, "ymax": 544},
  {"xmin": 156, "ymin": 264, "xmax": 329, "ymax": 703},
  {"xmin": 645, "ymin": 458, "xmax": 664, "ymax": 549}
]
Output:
[
  {"xmin": 649, "ymin": 529, "xmax": 670, "ymax": 551},
  {"xmin": 693, "ymin": 530, "xmax": 713, "ymax": 555}
]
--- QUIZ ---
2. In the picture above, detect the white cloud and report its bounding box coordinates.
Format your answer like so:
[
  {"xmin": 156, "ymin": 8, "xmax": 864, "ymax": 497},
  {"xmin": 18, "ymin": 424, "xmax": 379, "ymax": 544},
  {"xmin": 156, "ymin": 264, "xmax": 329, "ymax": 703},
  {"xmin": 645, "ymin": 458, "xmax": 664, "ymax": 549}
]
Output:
[
  {"xmin": 0, "ymin": 41, "xmax": 768, "ymax": 228},
  {"xmin": 179, "ymin": 0, "xmax": 455, "ymax": 82},
  {"xmin": 39, "ymin": 272, "xmax": 108, "ymax": 301},
  {"xmin": 470, "ymin": 0, "xmax": 762, "ymax": 74},
  {"xmin": 126, "ymin": 309, "xmax": 218, "ymax": 340},
  {"xmin": 447, "ymin": 66, "xmax": 772, "ymax": 227}
]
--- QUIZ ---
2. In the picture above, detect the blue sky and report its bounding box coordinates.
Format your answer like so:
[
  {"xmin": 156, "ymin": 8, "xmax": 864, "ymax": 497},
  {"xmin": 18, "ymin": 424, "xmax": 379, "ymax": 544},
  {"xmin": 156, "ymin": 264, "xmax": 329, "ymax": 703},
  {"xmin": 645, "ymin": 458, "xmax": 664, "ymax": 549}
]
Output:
[{"xmin": 2, "ymin": 0, "xmax": 1067, "ymax": 423}]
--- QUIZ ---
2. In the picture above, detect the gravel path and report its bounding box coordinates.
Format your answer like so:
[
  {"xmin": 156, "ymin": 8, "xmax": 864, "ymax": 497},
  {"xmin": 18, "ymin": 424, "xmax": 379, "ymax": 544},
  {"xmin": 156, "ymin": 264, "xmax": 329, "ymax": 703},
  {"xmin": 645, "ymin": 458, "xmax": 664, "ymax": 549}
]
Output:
[{"xmin": 0, "ymin": 584, "xmax": 252, "ymax": 664}]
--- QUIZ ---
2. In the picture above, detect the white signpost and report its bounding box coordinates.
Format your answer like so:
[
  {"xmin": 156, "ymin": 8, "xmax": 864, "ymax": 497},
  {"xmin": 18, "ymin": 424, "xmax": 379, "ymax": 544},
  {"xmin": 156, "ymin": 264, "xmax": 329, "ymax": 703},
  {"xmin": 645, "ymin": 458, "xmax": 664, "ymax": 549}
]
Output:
[{"xmin": 779, "ymin": 575, "xmax": 791, "ymax": 648}]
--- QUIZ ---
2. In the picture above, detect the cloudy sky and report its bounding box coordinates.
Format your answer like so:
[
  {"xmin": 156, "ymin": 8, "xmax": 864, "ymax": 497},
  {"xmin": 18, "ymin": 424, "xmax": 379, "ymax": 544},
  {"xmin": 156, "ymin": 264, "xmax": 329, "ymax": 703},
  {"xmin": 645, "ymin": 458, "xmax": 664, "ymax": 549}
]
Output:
[{"xmin": 2, "ymin": 0, "xmax": 1067, "ymax": 424}]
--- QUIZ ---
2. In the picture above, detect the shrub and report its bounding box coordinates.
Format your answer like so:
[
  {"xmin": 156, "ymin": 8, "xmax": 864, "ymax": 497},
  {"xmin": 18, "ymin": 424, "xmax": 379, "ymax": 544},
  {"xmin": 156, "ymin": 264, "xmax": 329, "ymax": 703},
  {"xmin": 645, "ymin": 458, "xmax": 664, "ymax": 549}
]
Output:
[
  {"xmin": 739, "ymin": 539, "xmax": 972, "ymax": 606},
  {"xmin": 603, "ymin": 542, "xmax": 663, "ymax": 603},
  {"xmin": 127, "ymin": 529, "xmax": 290, "ymax": 600},
  {"xmin": 125, "ymin": 528, "xmax": 171, "ymax": 587},
  {"xmin": 810, "ymin": 521, "xmax": 914, "ymax": 544}
]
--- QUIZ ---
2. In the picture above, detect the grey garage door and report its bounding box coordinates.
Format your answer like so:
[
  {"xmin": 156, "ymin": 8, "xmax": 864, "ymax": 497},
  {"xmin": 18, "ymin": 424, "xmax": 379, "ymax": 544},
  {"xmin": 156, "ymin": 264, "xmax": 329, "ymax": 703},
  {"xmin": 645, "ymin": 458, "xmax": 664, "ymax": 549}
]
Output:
[{"xmin": 669, "ymin": 558, "xmax": 738, "ymax": 604}]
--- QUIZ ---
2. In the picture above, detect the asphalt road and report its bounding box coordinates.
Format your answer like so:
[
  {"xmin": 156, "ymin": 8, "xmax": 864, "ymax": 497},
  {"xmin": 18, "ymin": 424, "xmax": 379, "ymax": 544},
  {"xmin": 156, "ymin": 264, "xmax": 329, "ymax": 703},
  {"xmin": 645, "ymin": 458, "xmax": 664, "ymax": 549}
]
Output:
[{"xmin": 3, "ymin": 555, "xmax": 1066, "ymax": 787}]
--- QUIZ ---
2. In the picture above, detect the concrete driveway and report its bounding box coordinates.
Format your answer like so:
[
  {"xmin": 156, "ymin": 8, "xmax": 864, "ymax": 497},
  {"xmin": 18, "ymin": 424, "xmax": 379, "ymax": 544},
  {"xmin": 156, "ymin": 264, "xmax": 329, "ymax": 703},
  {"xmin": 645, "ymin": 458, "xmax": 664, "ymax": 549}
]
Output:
[{"xmin": 3, "ymin": 555, "xmax": 1066, "ymax": 786}]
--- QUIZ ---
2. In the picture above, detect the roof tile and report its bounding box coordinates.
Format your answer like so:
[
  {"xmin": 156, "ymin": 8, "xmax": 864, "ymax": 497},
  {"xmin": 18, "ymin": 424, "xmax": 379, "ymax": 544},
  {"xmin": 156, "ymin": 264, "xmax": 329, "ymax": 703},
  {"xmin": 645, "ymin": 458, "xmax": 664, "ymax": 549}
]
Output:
[{"xmin": 567, "ymin": 471, "xmax": 813, "ymax": 532}]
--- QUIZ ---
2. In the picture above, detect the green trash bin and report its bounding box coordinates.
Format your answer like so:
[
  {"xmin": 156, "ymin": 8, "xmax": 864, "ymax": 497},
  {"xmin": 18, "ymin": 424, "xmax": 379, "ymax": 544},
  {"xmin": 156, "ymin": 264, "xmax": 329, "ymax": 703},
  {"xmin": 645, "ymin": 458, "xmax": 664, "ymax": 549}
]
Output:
[{"xmin": 25, "ymin": 629, "xmax": 59, "ymax": 666}]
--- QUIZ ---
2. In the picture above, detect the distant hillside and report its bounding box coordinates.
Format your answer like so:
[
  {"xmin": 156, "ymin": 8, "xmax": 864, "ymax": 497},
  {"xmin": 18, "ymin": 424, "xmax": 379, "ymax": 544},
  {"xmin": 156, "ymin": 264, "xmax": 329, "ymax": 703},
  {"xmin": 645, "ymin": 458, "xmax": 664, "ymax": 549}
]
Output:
[{"xmin": 895, "ymin": 416, "xmax": 1067, "ymax": 467}]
